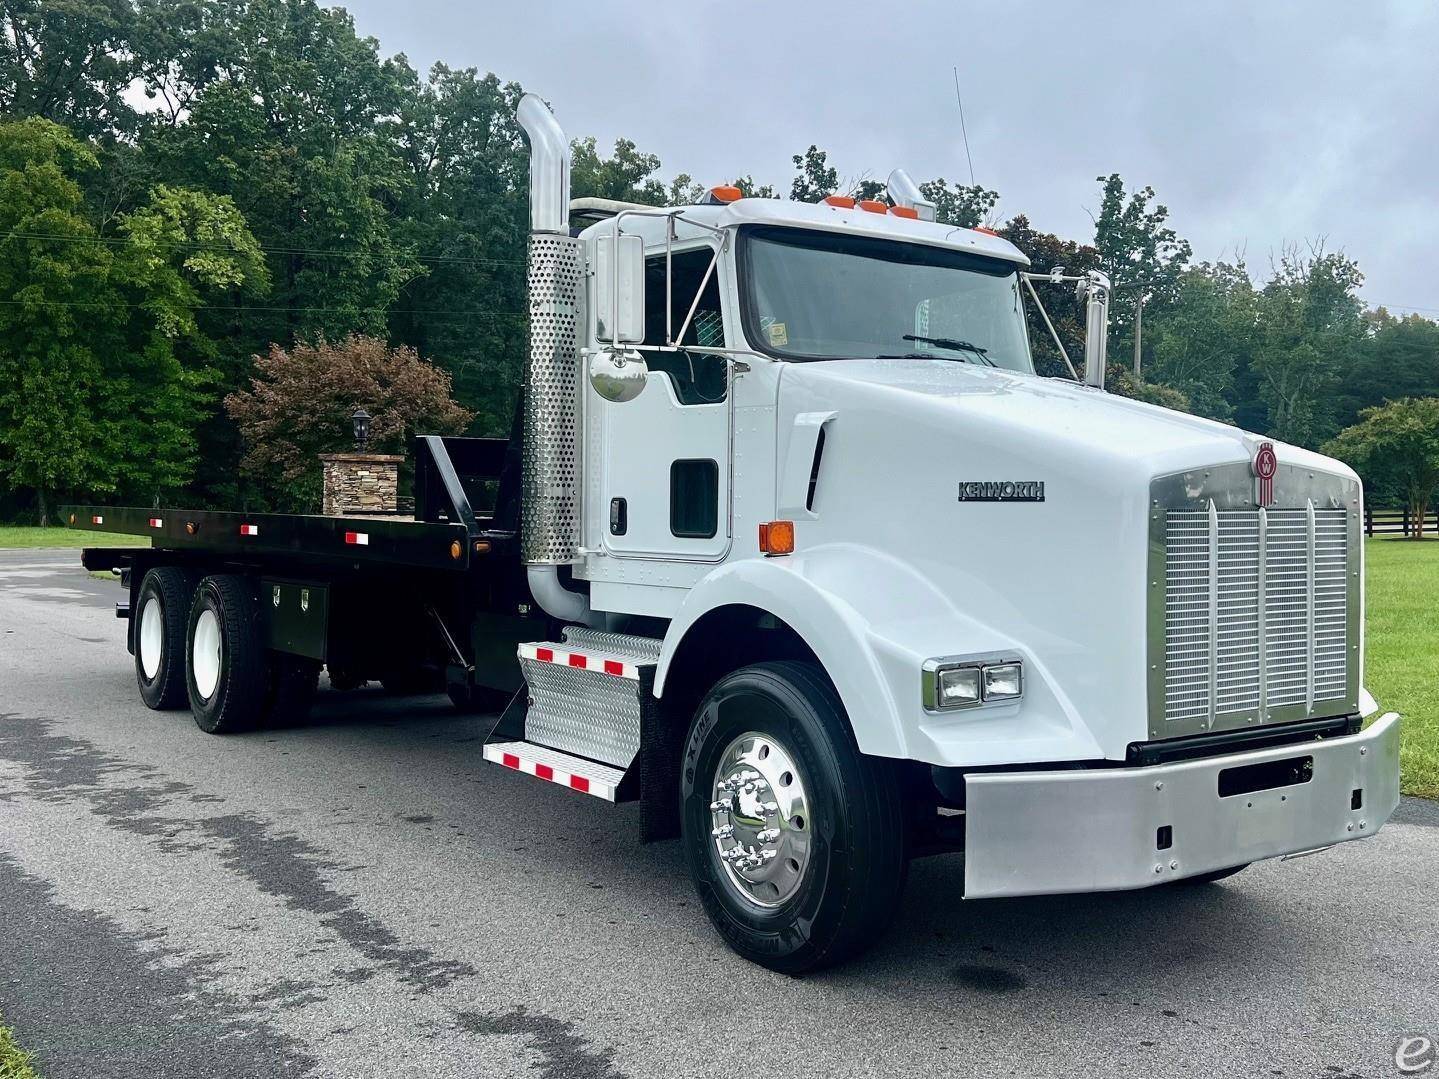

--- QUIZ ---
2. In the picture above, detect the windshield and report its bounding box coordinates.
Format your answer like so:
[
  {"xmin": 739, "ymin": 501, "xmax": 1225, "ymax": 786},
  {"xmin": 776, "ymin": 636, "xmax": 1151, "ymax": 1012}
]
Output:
[{"xmin": 740, "ymin": 225, "xmax": 1033, "ymax": 372}]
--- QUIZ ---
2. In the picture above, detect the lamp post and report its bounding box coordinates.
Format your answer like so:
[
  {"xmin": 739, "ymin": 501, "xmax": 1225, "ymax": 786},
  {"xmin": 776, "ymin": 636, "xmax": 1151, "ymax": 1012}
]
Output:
[{"xmin": 351, "ymin": 407, "xmax": 372, "ymax": 452}]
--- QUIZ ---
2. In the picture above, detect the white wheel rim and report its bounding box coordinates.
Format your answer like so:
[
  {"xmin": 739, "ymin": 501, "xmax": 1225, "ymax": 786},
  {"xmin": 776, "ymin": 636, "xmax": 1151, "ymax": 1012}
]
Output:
[
  {"xmin": 138, "ymin": 595, "xmax": 163, "ymax": 680},
  {"xmin": 192, "ymin": 608, "xmax": 222, "ymax": 701}
]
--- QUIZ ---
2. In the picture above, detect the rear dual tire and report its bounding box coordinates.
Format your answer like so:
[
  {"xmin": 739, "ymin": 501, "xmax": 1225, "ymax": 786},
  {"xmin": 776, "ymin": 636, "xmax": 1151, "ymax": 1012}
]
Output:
[
  {"xmin": 184, "ymin": 574, "xmax": 319, "ymax": 734},
  {"xmin": 135, "ymin": 567, "xmax": 199, "ymax": 710}
]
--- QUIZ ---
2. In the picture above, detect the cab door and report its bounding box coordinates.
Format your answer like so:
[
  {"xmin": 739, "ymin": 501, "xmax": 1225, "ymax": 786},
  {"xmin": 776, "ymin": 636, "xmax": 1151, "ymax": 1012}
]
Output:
[{"xmin": 594, "ymin": 245, "xmax": 731, "ymax": 561}]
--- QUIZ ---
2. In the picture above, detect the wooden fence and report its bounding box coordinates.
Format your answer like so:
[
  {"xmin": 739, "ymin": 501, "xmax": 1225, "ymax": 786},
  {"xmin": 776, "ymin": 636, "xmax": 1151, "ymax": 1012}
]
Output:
[{"xmin": 1365, "ymin": 506, "xmax": 1438, "ymax": 537}]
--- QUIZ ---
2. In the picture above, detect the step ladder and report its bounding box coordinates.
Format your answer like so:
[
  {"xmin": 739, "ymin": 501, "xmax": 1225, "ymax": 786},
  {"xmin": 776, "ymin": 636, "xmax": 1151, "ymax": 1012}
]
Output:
[{"xmin": 482, "ymin": 627, "xmax": 662, "ymax": 804}]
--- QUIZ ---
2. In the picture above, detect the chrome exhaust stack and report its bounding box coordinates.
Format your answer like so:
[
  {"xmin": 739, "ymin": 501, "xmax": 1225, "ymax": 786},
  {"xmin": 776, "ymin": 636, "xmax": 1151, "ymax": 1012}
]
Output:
[{"xmin": 516, "ymin": 93, "xmax": 592, "ymax": 623}]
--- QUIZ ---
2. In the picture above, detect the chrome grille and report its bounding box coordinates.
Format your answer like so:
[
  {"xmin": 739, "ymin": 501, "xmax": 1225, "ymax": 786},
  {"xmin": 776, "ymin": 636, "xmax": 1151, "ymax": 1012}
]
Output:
[{"xmin": 1162, "ymin": 501, "xmax": 1349, "ymax": 731}]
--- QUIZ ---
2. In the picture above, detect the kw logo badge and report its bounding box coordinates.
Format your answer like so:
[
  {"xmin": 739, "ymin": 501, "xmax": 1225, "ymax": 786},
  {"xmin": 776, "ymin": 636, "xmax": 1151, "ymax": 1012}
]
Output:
[
  {"xmin": 957, "ymin": 481, "xmax": 1046, "ymax": 503},
  {"xmin": 1252, "ymin": 441, "xmax": 1278, "ymax": 507}
]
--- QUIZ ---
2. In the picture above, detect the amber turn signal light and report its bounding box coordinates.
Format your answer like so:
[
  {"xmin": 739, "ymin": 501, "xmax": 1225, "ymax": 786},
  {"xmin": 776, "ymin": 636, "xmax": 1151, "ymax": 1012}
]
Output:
[{"xmin": 758, "ymin": 520, "xmax": 795, "ymax": 556}]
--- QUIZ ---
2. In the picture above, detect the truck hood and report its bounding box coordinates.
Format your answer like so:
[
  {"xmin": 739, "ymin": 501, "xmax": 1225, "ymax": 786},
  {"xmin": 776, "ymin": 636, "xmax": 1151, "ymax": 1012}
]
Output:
[
  {"xmin": 770, "ymin": 357, "xmax": 1357, "ymax": 765},
  {"xmin": 784, "ymin": 358, "xmax": 1346, "ymax": 481}
]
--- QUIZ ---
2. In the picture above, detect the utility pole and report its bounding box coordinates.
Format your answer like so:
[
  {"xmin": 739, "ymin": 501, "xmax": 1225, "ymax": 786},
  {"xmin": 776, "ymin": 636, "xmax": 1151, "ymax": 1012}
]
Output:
[{"xmin": 1133, "ymin": 291, "xmax": 1144, "ymax": 381}]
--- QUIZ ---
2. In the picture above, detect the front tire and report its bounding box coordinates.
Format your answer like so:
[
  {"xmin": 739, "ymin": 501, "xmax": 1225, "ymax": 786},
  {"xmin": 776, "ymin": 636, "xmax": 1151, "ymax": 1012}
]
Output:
[
  {"xmin": 681, "ymin": 661, "xmax": 907, "ymax": 974},
  {"xmin": 135, "ymin": 567, "xmax": 197, "ymax": 710},
  {"xmin": 186, "ymin": 575, "xmax": 267, "ymax": 734}
]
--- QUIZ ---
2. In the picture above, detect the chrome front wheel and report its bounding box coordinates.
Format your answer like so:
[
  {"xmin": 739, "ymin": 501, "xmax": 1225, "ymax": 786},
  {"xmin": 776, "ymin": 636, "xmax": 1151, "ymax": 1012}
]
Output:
[{"xmin": 709, "ymin": 732, "xmax": 812, "ymax": 908}]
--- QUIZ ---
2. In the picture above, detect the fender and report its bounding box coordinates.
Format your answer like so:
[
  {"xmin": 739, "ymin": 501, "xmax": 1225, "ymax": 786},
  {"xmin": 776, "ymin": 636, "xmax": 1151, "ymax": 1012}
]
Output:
[{"xmin": 655, "ymin": 542, "xmax": 1096, "ymax": 764}]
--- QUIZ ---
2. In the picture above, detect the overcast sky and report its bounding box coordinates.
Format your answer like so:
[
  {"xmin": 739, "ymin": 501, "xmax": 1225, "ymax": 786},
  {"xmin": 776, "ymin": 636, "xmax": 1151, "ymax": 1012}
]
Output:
[{"xmin": 336, "ymin": 0, "xmax": 1438, "ymax": 317}]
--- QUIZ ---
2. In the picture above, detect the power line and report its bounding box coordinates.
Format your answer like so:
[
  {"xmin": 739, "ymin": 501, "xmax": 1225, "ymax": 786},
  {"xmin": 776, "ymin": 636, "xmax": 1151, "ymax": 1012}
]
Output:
[{"xmin": 1, "ymin": 229, "xmax": 527, "ymax": 268}]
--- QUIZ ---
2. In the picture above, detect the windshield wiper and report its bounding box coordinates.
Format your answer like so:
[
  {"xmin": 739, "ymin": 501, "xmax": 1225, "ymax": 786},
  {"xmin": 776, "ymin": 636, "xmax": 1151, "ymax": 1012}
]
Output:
[{"xmin": 903, "ymin": 333, "xmax": 991, "ymax": 360}]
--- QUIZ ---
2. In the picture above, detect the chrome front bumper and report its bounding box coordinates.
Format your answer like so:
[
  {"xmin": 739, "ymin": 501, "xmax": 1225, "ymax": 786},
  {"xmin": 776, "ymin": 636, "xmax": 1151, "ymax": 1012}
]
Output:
[{"xmin": 963, "ymin": 713, "xmax": 1401, "ymax": 899}]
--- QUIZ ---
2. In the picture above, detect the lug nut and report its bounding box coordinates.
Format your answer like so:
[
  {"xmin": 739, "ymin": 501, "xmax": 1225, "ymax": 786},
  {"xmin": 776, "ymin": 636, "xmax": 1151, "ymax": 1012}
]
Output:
[
  {"xmin": 709, "ymin": 799, "xmax": 729, "ymax": 812},
  {"xmin": 756, "ymin": 828, "xmax": 780, "ymax": 843},
  {"xmin": 712, "ymin": 825, "xmax": 734, "ymax": 839}
]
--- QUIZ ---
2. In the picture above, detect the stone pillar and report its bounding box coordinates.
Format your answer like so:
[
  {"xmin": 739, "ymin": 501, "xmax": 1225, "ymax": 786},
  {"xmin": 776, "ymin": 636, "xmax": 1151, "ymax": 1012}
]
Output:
[{"xmin": 319, "ymin": 453, "xmax": 404, "ymax": 516}]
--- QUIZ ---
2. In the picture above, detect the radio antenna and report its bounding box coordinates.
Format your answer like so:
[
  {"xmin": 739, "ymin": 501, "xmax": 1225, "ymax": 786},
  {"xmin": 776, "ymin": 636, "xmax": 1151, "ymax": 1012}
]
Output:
[{"xmin": 952, "ymin": 66, "xmax": 976, "ymax": 187}]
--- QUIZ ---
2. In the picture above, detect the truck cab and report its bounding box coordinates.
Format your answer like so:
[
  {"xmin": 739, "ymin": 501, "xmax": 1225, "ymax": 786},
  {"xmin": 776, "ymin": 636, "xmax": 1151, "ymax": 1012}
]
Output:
[{"xmin": 509, "ymin": 94, "xmax": 1400, "ymax": 968}]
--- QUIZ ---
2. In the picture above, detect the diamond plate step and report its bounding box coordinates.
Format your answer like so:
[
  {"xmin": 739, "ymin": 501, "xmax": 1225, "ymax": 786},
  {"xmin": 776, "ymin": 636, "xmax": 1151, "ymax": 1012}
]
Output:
[
  {"xmin": 517, "ymin": 635, "xmax": 659, "ymax": 769},
  {"xmin": 560, "ymin": 626, "xmax": 662, "ymax": 662},
  {"xmin": 483, "ymin": 741, "xmax": 626, "ymax": 801}
]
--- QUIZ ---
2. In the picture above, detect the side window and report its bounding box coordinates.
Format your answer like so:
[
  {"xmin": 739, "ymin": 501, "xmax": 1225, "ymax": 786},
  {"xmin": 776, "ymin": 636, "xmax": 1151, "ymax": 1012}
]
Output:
[
  {"xmin": 643, "ymin": 248, "xmax": 727, "ymax": 405},
  {"xmin": 670, "ymin": 459, "xmax": 719, "ymax": 538}
]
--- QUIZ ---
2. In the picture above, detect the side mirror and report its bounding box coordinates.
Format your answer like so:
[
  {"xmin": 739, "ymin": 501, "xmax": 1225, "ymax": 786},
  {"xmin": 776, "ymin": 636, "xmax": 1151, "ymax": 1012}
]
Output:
[
  {"xmin": 1077, "ymin": 270, "xmax": 1111, "ymax": 389},
  {"xmin": 589, "ymin": 348, "xmax": 648, "ymax": 403},
  {"xmin": 595, "ymin": 231, "xmax": 645, "ymax": 344}
]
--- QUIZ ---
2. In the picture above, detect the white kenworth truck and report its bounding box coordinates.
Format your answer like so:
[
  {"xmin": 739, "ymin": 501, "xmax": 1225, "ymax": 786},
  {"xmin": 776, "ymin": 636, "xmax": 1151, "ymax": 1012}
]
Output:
[{"xmin": 68, "ymin": 94, "xmax": 1401, "ymax": 972}]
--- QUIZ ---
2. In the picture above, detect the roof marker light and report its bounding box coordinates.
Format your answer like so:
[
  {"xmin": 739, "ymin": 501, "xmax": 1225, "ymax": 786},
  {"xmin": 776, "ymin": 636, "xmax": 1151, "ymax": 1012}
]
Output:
[
  {"xmin": 821, "ymin": 195, "xmax": 856, "ymax": 209},
  {"xmin": 973, "ymin": 225, "xmax": 1000, "ymax": 236},
  {"xmin": 708, "ymin": 185, "xmax": 743, "ymax": 203},
  {"xmin": 889, "ymin": 205, "xmax": 919, "ymax": 220},
  {"xmin": 857, "ymin": 199, "xmax": 888, "ymax": 215}
]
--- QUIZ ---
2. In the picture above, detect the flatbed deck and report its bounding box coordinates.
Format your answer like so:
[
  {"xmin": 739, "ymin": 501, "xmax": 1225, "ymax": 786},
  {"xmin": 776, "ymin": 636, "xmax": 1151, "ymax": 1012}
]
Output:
[{"xmin": 64, "ymin": 504, "xmax": 481, "ymax": 572}]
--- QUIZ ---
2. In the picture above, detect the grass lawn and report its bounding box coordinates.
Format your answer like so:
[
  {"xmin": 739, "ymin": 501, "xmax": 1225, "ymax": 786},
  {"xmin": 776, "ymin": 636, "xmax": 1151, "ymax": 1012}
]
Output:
[
  {"xmin": 0, "ymin": 526, "xmax": 147, "ymax": 549},
  {"xmin": 1366, "ymin": 537, "xmax": 1439, "ymax": 799},
  {"xmin": 0, "ymin": 1021, "xmax": 39, "ymax": 1079}
]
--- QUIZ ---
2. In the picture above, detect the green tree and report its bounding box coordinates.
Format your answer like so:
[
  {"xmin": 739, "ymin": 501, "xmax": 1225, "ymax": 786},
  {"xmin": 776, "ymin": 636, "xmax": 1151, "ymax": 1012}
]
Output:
[
  {"xmin": 732, "ymin": 174, "xmax": 775, "ymax": 199},
  {"xmin": 0, "ymin": 116, "xmax": 112, "ymax": 522},
  {"xmin": 1245, "ymin": 247, "xmax": 1364, "ymax": 446},
  {"xmin": 139, "ymin": 0, "xmax": 423, "ymax": 345},
  {"xmin": 1324, "ymin": 398, "xmax": 1439, "ymax": 539},
  {"xmin": 225, "ymin": 334, "xmax": 473, "ymax": 510},
  {"xmin": 919, "ymin": 177, "xmax": 998, "ymax": 228},
  {"xmin": 1143, "ymin": 261, "xmax": 1257, "ymax": 421},
  {"xmin": 0, "ymin": 0, "xmax": 137, "ymax": 137},
  {"xmin": 0, "ymin": 118, "xmax": 265, "ymax": 520},
  {"xmin": 998, "ymin": 214, "xmax": 1101, "ymax": 379},
  {"xmin": 1092, "ymin": 174, "xmax": 1192, "ymax": 346},
  {"xmin": 1336, "ymin": 309, "xmax": 1439, "ymax": 428},
  {"xmin": 391, "ymin": 64, "xmax": 528, "ymax": 434},
  {"xmin": 789, "ymin": 145, "xmax": 837, "ymax": 202},
  {"xmin": 570, "ymin": 135, "xmax": 668, "ymax": 205}
]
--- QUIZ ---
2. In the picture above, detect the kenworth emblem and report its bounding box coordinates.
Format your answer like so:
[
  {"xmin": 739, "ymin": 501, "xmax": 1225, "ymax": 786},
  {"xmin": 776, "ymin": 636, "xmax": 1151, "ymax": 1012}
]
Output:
[
  {"xmin": 1253, "ymin": 442, "xmax": 1277, "ymax": 507},
  {"xmin": 957, "ymin": 481, "xmax": 1045, "ymax": 503}
]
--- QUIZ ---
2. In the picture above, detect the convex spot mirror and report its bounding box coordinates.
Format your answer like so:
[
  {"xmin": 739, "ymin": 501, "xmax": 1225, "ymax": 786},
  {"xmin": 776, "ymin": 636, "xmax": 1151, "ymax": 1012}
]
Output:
[
  {"xmin": 589, "ymin": 349, "xmax": 648, "ymax": 403},
  {"xmin": 595, "ymin": 232, "xmax": 645, "ymax": 344}
]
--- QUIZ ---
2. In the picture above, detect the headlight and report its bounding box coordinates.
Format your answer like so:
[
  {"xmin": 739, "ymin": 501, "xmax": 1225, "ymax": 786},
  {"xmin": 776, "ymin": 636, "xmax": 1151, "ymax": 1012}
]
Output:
[
  {"xmin": 923, "ymin": 656, "xmax": 1024, "ymax": 712},
  {"xmin": 937, "ymin": 666, "xmax": 982, "ymax": 708},
  {"xmin": 982, "ymin": 663, "xmax": 1023, "ymax": 701}
]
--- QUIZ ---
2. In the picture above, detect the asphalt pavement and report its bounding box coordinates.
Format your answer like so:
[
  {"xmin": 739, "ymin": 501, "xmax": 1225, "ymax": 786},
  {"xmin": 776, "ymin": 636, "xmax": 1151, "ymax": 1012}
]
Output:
[{"xmin": 1, "ymin": 548, "xmax": 1436, "ymax": 1079}]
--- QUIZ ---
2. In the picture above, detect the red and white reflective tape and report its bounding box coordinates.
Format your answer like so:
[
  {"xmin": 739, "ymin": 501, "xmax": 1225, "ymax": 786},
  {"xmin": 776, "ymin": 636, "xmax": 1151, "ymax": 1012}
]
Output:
[
  {"xmin": 344, "ymin": 531, "xmax": 370, "ymax": 546},
  {"xmin": 518, "ymin": 642, "xmax": 639, "ymax": 680},
  {"xmin": 148, "ymin": 517, "xmax": 164, "ymax": 528},
  {"xmin": 91, "ymin": 515, "xmax": 105, "ymax": 525},
  {"xmin": 481, "ymin": 744, "xmax": 618, "ymax": 800},
  {"xmin": 239, "ymin": 523, "xmax": 260, "ymax": 536}
]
